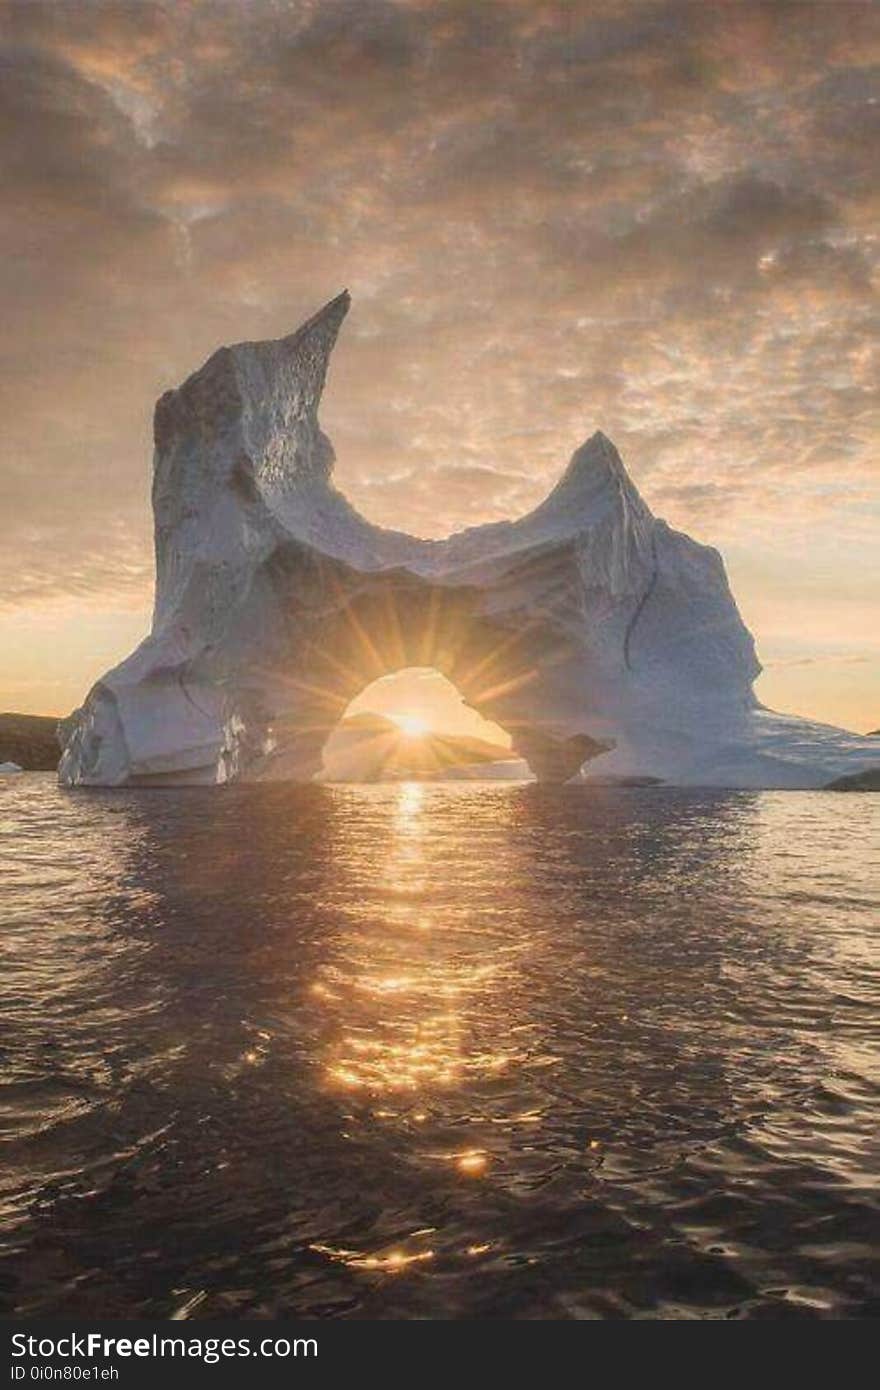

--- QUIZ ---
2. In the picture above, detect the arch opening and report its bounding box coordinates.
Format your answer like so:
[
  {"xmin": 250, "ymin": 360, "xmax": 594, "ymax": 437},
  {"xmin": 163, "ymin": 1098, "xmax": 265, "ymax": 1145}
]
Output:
[
  {"xmin": 318, "ymin": 667, "xmax": 530, "ymax": 783},
  {"xmin": 239, "ymin": 570, "xmax": 613, "ymax": 786}
]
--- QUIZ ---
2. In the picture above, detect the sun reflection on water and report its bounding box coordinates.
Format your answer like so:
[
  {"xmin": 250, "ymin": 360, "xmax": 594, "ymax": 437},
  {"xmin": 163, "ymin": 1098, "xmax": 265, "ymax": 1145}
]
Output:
[
  {"xmin": 316, "ymin": 782, "xmax": 532, "ymax": 1100},
  {"xmin": 396, "ymin": 780, "xmax": 425, "ymax": 825},
  {"xmin": 310, "ymin": 1241, "xmax": 436, "ymax": 1273}
]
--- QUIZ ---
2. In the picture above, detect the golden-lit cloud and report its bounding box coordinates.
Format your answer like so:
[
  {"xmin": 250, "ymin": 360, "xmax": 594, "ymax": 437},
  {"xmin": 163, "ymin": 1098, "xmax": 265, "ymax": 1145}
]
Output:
[{"xmin": 0, "ymin": 0, "xmax": 878, "ymax": 725}]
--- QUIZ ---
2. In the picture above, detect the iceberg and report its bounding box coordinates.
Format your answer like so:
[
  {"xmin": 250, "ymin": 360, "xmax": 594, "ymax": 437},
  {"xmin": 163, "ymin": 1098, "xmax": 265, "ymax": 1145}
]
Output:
[{"xmin": 59, "ymin": 292, "xmax": 878, "ymax": 789}]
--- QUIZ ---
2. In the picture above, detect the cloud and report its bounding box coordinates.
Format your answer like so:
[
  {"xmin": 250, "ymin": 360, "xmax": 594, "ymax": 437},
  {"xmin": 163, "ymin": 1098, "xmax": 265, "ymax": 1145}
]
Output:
[
  {"xmin": 0, "ymin": 0, "xmax": 877, "ymax": 614},
  {"xmin": 764, "ymin": 654, "xmax": 872, "ymax": 670}
]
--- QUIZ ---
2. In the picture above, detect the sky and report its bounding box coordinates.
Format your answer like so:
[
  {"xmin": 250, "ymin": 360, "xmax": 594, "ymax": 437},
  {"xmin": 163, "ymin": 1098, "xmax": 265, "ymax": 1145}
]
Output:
[{"xmin": 1, "ymin": 0, "xmax": 878, "ymax": 732}]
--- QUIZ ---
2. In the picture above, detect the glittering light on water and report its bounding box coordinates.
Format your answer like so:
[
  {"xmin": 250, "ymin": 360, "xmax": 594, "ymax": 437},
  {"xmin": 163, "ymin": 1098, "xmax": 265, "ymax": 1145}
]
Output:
[
  {"xmin": 310, "ymin": 1242, "xmax": 435, "ymax": 1273},
  {"xmin": 455, "ymin": 1151, "xmax": 489, "ymax": 1176}
]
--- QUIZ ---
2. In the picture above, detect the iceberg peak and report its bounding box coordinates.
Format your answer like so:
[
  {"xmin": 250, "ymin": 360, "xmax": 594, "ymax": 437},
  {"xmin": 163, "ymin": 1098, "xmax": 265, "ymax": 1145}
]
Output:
[
  {"xmin": 559, "ymin": 430, "xmax": 627, "ymax": 487},
  {"xmin": 276, "ymin": 288, "xmax": 351, "ymax": 376}
]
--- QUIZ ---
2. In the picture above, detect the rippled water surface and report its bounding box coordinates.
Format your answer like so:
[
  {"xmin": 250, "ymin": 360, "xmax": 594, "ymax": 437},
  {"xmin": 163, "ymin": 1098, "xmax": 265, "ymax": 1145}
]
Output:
[{"xmin": 1, "ymin": 775, "xmax": 878, "ymax": 1319}]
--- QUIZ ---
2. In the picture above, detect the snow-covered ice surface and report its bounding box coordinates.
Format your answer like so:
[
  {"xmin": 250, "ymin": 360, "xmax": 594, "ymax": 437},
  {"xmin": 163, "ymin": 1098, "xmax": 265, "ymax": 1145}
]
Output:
[{"xmin": 59, "ymin": 293, "xmax": 878, "ymax": 789}]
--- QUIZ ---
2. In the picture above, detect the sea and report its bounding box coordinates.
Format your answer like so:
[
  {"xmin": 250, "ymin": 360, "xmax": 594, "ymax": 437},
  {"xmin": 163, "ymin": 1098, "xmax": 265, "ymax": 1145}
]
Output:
[{"xmin": 1, "ymin": 775, "xmax": 878, "ymax": 1319}]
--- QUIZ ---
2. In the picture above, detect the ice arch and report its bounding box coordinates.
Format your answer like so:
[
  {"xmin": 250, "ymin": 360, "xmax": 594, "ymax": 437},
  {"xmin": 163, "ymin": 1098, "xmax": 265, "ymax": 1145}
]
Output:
[
  {"xmin": 341, "ymin": 667, "xmax": 512, "ymax": 748},
  {"xmin": 319, "ymin": 667, "xmax": 525, "ymax": 783},
  {"xmin": 59, "ymin": 292, "xmax": 879, "ymax": 789}
]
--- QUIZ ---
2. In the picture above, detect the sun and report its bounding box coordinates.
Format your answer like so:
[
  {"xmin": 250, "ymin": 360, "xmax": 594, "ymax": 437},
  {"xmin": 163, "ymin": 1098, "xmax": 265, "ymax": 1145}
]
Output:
[{"xmin": 391, "ymin": 713, "xmax": 429, "ymax": 738}]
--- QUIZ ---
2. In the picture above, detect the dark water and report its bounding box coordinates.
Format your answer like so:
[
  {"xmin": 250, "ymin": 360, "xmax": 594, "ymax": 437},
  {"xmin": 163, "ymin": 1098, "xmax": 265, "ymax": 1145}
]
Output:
[{"xmin": 1, "ymin": 775, "xmax": 878, "ymax": 1320}]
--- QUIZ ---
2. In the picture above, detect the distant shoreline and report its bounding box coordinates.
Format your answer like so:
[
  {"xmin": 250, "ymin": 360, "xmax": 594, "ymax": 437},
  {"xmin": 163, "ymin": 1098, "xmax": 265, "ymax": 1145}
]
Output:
[{"xmin": 0, "ymin": 712, "xmax": 59, "ymax": 771}]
